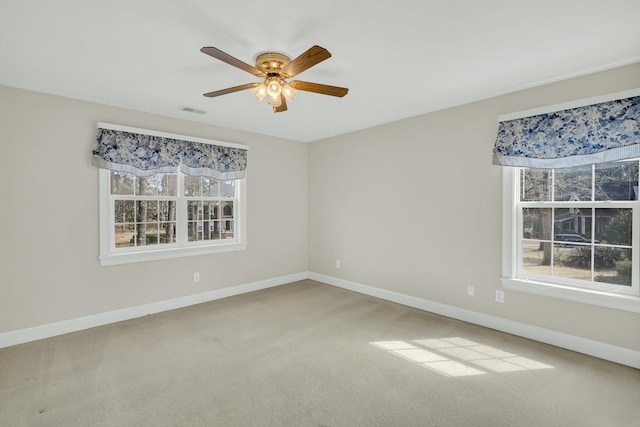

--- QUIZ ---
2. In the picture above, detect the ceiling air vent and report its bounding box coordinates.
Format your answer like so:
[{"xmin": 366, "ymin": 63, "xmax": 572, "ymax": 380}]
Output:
[{"xmin": 181, "ymin": 106, "xmax": 207, "ymax": 115}]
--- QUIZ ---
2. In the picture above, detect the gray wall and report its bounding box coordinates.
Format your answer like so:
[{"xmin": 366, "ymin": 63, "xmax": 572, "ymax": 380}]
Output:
[
  {"xmin": 0, "ymin": 85, "xmax": 308, "ymax": 332},
  {"xmin": 308, "ymin": 62, "xmax": 640, "ymax": 351}
]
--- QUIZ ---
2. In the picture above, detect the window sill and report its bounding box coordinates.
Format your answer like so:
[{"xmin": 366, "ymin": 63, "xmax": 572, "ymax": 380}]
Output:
[
  {"xmin": 99, "ymin": 242, "xmax": 247, "ymax": 266},
  {"xmin": 501, "ymin": 278, "xmax": 640, "ymax": 313}
]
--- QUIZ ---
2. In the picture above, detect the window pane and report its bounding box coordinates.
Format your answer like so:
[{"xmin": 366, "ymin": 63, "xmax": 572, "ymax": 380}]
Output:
[
  {"xmin": 188, "ymin": 221, "xmax": 203, "ymax": 242},
  {"xmin": 187, "ymin": 201, "xmax": 202, "ymax": 220},
  {"xmin": 595, "ymin": 160, "xmax": 639, "ymax": 201},
  {"xmin": 210, "ymin": 221, "xmax": 221, "ymax": 240},
  {"xmin": 184, "ymin": 175, "xmax": 201, "ymax": 197},
  {"xmin": 144, "ymin": 223, "xmax": 160, "ymax": 245},
  {"xmin": 203, "ymin": 202, "xmax": 217, "ymax": 220},
  {"xmin": 138, "ymin": 175, "xmax": 166, "ymax": 196},
  {"xmin": 594, "ymin": 247, "xmax": 631, "ymax": 287},
  {"xmin": 521, "ymin": 240, "xmax": 551, "ymax": 276},
  {"xmin": 157, "ymin": 201, "xmax": 176, "ymax": 222},
  {"xmin": 201, "ymin": 220, "xmax": 212, "ymax": 240},
  {"xmin": 202, "ymin": 178, "xmax": 219, "ymax": 197},
  {"xmin": 135, "ymin": 201, "xmax": 153, "ymax": 223},
  {"xmin": 193, "ymin": 220, "xmax": 218, "ymax": 241},
  {"xmin": 221, "ymin": 201, "xmax": 234, "ymax": 218},
  {"xmin": 554, "ymin": 244, "xmax": 591, "ymax": 281},
  {"xmin": 114, "ymin": 200, "xmax": 135, "ymax": 223},
  {"xmin": 159, "ymin": 222, "xmax": 176, "ymax": 244},
  {"xmin": 594, "ymin": 248, "xmax": 632, "ymax": 287},
  {"xmin": 145, "ymin": 201, "xmax": 158, "ymax": 222},
  {"xmin": 132, "ymin": 223, "xmax": 161, "ymax": 246},
  {"xmin": 554, "ymin": 166, "xmax": 592, "ymax": 201},
  {"xmin": 114, "ymin": 224, "xmax": 135, "ymax": 247},
  {"xmin": 210, "ymin": 202, "xmax": 219, "ymax": 220},
  {"xmin": 596, "ymin": 208, "xmax": 632, "ymax": 246},
  {"xmin": 222, "ymin": 220, "xmax": 234, "ymax": 239},
  {"xmin": 110, "ymin": 172, "xmax": 135, "ymax": 195},
  {"xmin": 220, "ymin": 180, "xmax": 236, "ymax": 197},
  {"xmin": 554, "ymin": 208, "xmax": 593, "ymax": 242},
  {"xmin": 160, "ymin": 174, "xmax": 178, "ymax": 197},
  {"xmin": 520, "ymin": 169, "xmax": 551, "ymax": 201},
  {"xmin": 522, "ymin": 208, "xmax": 551, "ymax": 239}
]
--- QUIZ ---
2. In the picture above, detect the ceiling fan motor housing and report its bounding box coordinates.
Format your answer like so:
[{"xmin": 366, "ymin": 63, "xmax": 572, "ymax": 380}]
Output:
[{"xmin": 256, "ymin": 52, "xmax": 291, "ymax": 76}]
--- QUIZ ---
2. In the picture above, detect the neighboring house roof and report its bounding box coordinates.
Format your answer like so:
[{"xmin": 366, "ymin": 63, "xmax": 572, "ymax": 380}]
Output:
[{"xmin": 597, "ymin": 182, "xmax": 639, "ymax": 201}]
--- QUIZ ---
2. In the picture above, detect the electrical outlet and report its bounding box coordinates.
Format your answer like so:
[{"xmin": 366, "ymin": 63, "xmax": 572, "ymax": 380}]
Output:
[
  {"xmin": 467, "ymin": 286, "xmax": 475, "ymax": 296},
  {"xmin": 335, "ymin": 260, "xmax": 341, "ymax": 269},
  {"xmin": 496, "ymin": 290, "xmax": 504, "ymax": 303},
  {"xmin": 193, "ymin": 272, "xmax": 200, "ymax": 283}
]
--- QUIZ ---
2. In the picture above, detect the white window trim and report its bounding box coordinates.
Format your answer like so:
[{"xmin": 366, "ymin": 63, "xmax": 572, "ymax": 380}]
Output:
[
  {"xmin": 500, "ymin": 167, "xmax": 640, "ymax": 313},
  {"xmin": 98, "ymin": 169, "xmax": 247, "ymax": 266}
]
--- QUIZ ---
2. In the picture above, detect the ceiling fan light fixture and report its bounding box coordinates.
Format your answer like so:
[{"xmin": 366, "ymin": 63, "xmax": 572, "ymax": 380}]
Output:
[
  {"xmin": 282, "ymin": 84, "xmax": 297, "ymax": 102},
  {"xmin": 267, "ymin": 94, "xmax": 282, "ymax": 107},
  {"xmin": 252, "ymin": 83, "xmax": 267, "ymax": 101},
  {"xmin": 266, "ymin": 79, "xmax": 282, "ymax": 97}
]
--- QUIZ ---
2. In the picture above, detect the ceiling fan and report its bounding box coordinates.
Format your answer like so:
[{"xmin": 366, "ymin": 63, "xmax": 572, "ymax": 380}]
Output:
[{"xmin": 200, "ymin": 45, "xmax": 348, "ymax": 113}]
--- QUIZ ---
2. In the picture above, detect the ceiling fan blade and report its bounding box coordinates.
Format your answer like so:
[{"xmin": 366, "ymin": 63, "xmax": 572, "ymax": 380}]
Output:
[
  {"xmin": 203, "ymin": 83, "xmax": 260, "ymax": 98},
  {"xmin": 273, "ymin": 94, "xmax": 288, "ymax": 113},
  {"xmin": 289, "ymin": 81, "xmax": 349, "ymax": 97},
  {"xmin": 281, "ymin": 45, "xmax": 331, "ymax": 78},
  {"xmin": 201, "ymin": 47, "xmax": 264, "ymax": 77}
]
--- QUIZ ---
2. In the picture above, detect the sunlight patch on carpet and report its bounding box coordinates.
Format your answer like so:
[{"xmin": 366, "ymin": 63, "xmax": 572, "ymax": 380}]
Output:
[{"xmin": 371, "ymin": 337, "xmax": 553, "ymax": 378}]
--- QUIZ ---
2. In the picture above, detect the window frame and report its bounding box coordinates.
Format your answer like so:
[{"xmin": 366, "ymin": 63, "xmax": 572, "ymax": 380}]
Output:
[
  {"xmin": 98, "ymin": 169, "xmax": 247, "ymax": 266},
  {"xmin": 501, "ymin": 166, "xmax": 640, "ymax": 314}
]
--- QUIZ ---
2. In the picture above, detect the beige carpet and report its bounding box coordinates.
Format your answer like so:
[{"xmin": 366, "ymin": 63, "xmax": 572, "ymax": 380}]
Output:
[{"xmin": 1, "ymin": 280, "xmax": 638, "ymax": 427}]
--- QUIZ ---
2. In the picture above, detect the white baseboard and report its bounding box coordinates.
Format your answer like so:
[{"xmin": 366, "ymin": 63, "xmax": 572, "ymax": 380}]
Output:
[
  {"xmin": 308, "ymin": 272, "xmax": 640, "ymax": 369},
  {"xmin": 0, "ymin": 272, "xmax": 308, "ymax": 349}
]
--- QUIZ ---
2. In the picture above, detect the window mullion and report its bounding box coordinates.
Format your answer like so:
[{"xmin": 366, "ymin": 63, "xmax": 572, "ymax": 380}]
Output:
[
  {"xmin": 590, "ymin": 207, "xmax": 595, "ymax": 282},
  {"xmin": 550, "ymin": 168, "xmax": 555, "ymax": 276},
  {"xmin": 503, "ymin": 167, "xmax": 519, "ymax": 279},
  {"xmin": 633, "ymin": 204, "xmax": 640, "ymax": 292},
  {"xmin": 551, "ymin": 168, "xmax": 555, "ymax": 202},
  {"xmin": 177, "ymin": 172, "xmax": 187, "ymax": 246},
  {"xmin": 550, "ymin": 205, "xmax": 555, "ymax": 276}
]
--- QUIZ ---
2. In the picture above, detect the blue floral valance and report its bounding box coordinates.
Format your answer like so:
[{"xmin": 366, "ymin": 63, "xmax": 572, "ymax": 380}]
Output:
[
  {"xmin": 92, "ymin": 125, "xmax": 247, "ymax": 180},
  {"xmin": 493, "ymin": 95, "xmax": 640, "ymax": 169}
]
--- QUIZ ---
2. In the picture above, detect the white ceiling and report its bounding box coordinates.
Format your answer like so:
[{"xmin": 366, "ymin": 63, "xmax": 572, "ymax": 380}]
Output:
[{"xmin": 1, "ymin": 1, "xmax": 639, "ymax": 143}]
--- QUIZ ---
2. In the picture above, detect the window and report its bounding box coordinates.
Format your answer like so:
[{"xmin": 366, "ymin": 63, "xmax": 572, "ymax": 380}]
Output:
[
  {"xmin": 99, "ymin": 170, "xmax": 246, "ymax": 266},
  {"xmin": 501, "ymin": 160, "xmax": 640, "ymax": 312},
  {"xmin": 184, "ymin": 175, "xmax": 236, "ymax": 242}
]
